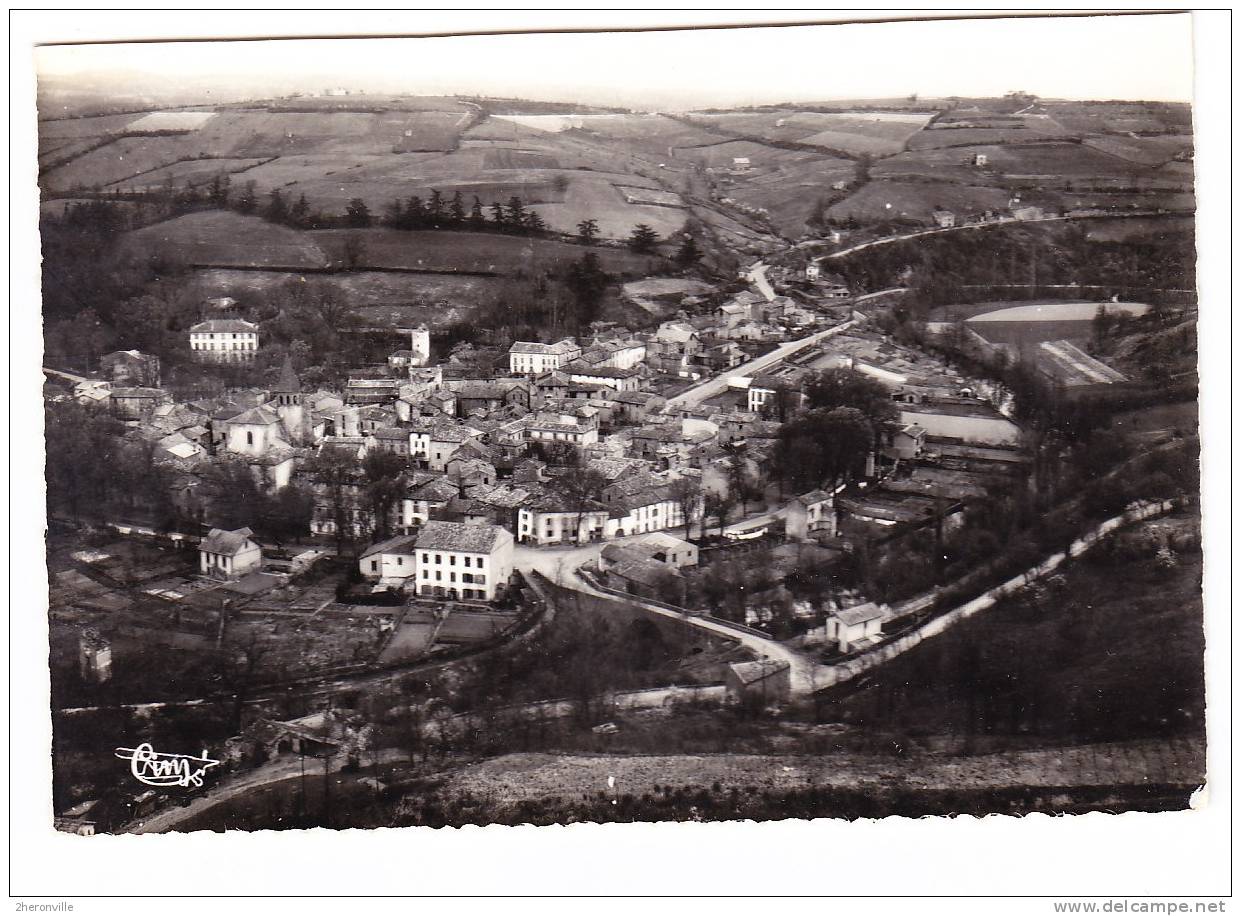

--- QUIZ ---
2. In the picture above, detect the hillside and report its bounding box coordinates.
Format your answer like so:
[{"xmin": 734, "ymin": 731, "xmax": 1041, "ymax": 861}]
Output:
[{"xmin": 39, "ymin": 95, "xmax": 1195, "ymax": 242}]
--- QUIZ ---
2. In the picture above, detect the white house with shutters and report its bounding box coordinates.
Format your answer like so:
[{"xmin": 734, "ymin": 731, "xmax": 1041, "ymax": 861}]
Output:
[
  {"xmin": 190, "ymin": 319, "xmax": 259, "ymax": 362},
  {"xmin": 509, "ymin": 339, "xmax": 582, "ymax": 375}
]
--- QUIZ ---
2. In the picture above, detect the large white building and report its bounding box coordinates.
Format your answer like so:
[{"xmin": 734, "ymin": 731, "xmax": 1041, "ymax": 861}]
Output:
[
  {"xmin": 190, "ymin": 319, "xmax": 259, "ymax": 362},
  {"xmin": 359, "ymin": 521, "xmax": 513, "ymax": 601},
  {"xmin": 509, "ymin": 339, "xmax": 582, "ymax": 375}
]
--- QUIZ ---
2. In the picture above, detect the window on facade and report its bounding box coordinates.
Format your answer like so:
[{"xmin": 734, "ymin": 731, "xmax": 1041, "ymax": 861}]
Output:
[
  {"xmin": 246, "ymin": 431, "xmax": 253, "ymax": 446},
  {"xmin": 449, "ymin": 555, "xmax": 455, "ymax": 566},
  {"xmin": 435, "ymin": 571, "xmax": 441, "ymax": 581},
  {"xmin": 435, "ymin": 554, "xmax": 442, "ymax": 564},
  {"xmin": 370, "ymin": 560, "xmax": 378, "ymax": 572}
]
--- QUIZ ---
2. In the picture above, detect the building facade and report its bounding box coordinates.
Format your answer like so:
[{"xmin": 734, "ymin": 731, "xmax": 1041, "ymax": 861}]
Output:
[{"xmin": 190, "ymin": 319, "xmax": 259, "ymax": 362}]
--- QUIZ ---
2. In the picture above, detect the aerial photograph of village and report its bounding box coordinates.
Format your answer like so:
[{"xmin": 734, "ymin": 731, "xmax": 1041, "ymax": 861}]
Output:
[{"xmin": 33, "ymin": 13, "xmax": 1206, "ymax": 844}]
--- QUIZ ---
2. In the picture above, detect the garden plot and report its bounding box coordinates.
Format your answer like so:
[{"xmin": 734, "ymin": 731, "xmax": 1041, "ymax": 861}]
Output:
[
  {"xmin": 434, "ymin": 607, "xmax": 519, "ymax": 645},
  {"xmin": 226, "ymin": 610, "xmax": 393, "ymax": 679}
]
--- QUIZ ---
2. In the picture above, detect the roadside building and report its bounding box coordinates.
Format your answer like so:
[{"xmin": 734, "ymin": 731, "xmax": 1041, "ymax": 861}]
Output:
[
  {"xmin": 412, "ymin": 521, "xmax": 514, "ymax": 601},
  {"xmin": 603, "ymin": 556, "xmax": 686, "ymax": 605},
  {"xmin": 199, "ymin": 527, "xmax": 263, "ymax": 580},
  {"xmin": 601, "ymin": 531, "xmax": 699, "ymax": 571},
  {"xmin": 825, "ymin": 602, "xmax": 887, "ymax": 654},
  {"xmin": 724, "ymin": 661, "xmax": 791, "ymax": 707},
  {"xmin": 932, "ymin": 209, "xmax": 957, "ymax": 229}
]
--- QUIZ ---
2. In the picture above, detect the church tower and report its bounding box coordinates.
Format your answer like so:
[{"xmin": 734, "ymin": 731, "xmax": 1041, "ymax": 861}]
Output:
[
  {"xmin": 409, "ymin": 325, "xmax": 430, "ymax": 367},
  {"xmin": 273, "ymin": 357, "xmax": 310, "ymax": 445}
]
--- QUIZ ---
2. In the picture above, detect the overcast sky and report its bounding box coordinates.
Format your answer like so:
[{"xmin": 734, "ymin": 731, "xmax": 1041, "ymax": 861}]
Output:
[{"xmin": 34, "ymin": 12, "xmax": 1195, "ymax": 109}]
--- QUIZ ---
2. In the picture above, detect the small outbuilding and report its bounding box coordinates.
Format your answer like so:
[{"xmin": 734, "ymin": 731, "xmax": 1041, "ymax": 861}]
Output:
[{"xmin": 725, "ymin": 660, "xmax": 791, "ymax": 707}]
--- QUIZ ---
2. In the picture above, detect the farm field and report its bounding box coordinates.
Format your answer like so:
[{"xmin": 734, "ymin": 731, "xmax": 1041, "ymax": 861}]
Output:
[
  {"xmin": 907, "ymin": 127, "xmax": 1077, "ymax": 150},
  {"xmin": 313, "ymin": 228, "xmax": 663, "ymax": 276},
  {"xmin": 796, "ymin": 130, "xmax": 903, "ymax": 156},
  {"xmin": 121, "ymin": 211, "xmax": 331, "ymax": 269},
  {"xmin": 881, "ymin": 142, "xmax": 1156, "ymax": 182},
  {"xmin": 108, "ymin": 157, "xmax": 271, "ymax": 191},
  {"xmin": 42, "ymin": 135, "xmax": 206, "ymax": 191},
  {"xmin": 123, "ymin": 110, "xmax": 217, "ymax": 133},
  {"xmin": 1083, "ymin": 135, "xmax": 1194, "ymax": 167},
  {"xmin": 687, "ymin": 109, "xmax": 935, "ymax": 156},
  {"xmin": 36, "ymin": 111, "xmax": 149, "ymax": 139},
  {"xmin": 825, "ymin": 179, "xmax": 1011, "ymax": 224},
  {"xmin": 528, "ymin": 175, "xmax": 688, "ymax": 240}
]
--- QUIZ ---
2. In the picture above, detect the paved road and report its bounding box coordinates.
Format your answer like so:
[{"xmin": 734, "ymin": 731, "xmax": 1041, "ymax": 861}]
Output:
[
  {"xmin": 663, "ymin": 319, "xmax": 858, "ymax": 412},
  {"xmin": 814, "ymin": 211, "xmax": 1176, "ymax": 266},
  {"xmin": 566, "ymin": 567, "xmax": 826, "ymax": 694},
  {"xmin": 746, "ymin": 262, "xmax": 777, "ymax": 302}
]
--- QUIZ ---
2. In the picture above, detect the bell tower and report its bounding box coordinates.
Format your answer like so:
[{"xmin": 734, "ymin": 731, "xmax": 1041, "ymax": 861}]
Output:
[{"xmin": 273, "ymin": 357, "xmax": 309, "ymax": 445}]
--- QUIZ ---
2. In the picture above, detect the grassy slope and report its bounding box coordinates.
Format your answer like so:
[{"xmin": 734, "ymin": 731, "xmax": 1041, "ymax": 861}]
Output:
[{"xmin": 819, "ymin": 519, "xmax": 1205, "ymax": 746}]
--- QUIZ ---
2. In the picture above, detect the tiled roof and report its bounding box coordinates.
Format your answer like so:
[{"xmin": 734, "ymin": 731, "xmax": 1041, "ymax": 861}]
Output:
[
  {"xmin": 833, "ymin": 602, "xmax": 887, "ymax": 627},
  {"xmin": 414, "ymin": 521, "xmax": 507, "ymax": 553},
  {"xmin": 371, "ymin": 427, "xmax": 409, "ymax": 440},
  {"xmin": 226, "ymin": 405, "xmax": 281, "ymax": 426},
  {"xmin": 359, "ymin": 534, "xmax": 419, "ymax": 559},
  {"xmin": 407, "ymin": 476, "xmax": 460, "ymax": 501},
  {"xmin": 200, "ymin": 527, "xmax": 256, "ymax": 556},
  {"xmin": 510, "ymin": 339, "xmax": 581, "ymax": 356},
  {"xmin": 190, "ymin": 319, "xmax": 257, "ymax": 333},
  {"xmin": 727, "ymin": 660, "xmax": 790, "ymax": 686}
]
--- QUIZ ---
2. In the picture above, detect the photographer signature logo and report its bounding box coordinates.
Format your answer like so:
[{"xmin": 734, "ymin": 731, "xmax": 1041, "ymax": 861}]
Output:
[{"xmin": 115, "ymin": 743, "xmax": 221, "ymax": 788}]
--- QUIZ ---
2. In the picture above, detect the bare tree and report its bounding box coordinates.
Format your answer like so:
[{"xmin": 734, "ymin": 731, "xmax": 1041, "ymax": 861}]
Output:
[{"xmin": 669, "ymin": 475, "xmax": 703, "ymax": 541}]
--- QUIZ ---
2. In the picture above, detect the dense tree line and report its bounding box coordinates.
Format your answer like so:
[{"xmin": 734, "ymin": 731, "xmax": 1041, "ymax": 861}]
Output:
[{"xmin": 832, "ymin": 222, "xmax": 1197, "ymax": 309}]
